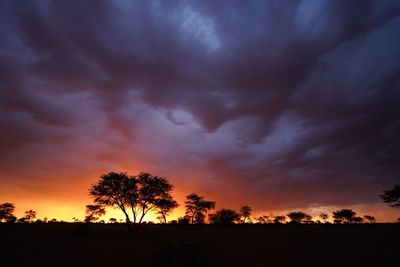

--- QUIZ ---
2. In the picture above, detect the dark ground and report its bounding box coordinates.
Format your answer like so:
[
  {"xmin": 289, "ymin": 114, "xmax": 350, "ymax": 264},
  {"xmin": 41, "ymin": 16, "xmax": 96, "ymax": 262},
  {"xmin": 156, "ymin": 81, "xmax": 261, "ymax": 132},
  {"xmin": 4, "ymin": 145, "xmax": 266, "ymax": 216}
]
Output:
[{"xmin": 1, "ymin": 223, "xmax": 399, "ymax": 267}]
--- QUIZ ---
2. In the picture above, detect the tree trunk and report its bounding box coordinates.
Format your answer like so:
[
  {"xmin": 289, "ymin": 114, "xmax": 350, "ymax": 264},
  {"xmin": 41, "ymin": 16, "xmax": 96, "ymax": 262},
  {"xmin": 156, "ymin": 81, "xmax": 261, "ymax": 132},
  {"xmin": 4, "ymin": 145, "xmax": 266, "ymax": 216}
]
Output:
[
  {"xmin": 121, "ymin": 208, "xmax": 131, "ymax": 229},
  {"xmin": 131, "ymin": 207, "xmax": 137, "ymax": 224}
]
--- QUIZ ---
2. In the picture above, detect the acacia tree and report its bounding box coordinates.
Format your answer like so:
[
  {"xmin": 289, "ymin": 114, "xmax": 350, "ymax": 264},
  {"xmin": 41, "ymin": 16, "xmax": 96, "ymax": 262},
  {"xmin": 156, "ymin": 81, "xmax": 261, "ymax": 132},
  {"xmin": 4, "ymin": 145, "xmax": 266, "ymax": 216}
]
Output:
[
  {"xmin": 0, "ymin": 202, "xmax": 16, "ymax": 223},
  {"xmin": 273, "ymin": 215, "xmax": 286, "ymax": 224},
  {"xmin": 287, "ymin": 212, "xmax": 312, "ymax": 224},
  {"xmin": 332, "ymin": 209, "xmax": 356, "ymax": 224},
  {"xmin": 155, "ymin": 196, "xmax": 179, "ymax": 223},
  {"xmin": 24, "ymin": 210, "xmax": 37, "ymax": 223},
  {"xmin": 380, "ymin": 184, "xmax": 400, "ymax": 208},
  {"xmin": 240, "ymin": 206, "xmax": 252, "ymax": 223},
  {"xmin": 209, "ymin": 209, "xmax": 241, "ymax": 225},
  {"xmin": 364, "ymin": 215, "xmax": 376, "ymax": 223},
  {"xmin": 134, "ymin": 172, "xmax": 175, "ymax": 223},
  {"xmin": 255, "ymin": 215, "xmax": 270, "ymax": 224},
  {"xmin": 185, "ymin": 193, "xmax": 216, "ymax": 224},
  {"xmin": 319, "ymin": 213, "xmax": 329, "ymax": 223},
  {"xmin": 85, "ymin": 204, "xmax": 106, "ymax": 223},
  {"xmin": 89, "ymin": 172, "xmax": 134, "ymax": 224}
]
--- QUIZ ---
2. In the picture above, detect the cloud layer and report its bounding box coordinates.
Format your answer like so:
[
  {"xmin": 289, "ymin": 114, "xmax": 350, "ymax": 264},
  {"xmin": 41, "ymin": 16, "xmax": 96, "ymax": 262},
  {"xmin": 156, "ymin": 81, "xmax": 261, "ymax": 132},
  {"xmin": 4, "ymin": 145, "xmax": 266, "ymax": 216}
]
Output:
[{"xmin": 1, "ymin": 0, "xmax": 399, "ymax": 218}]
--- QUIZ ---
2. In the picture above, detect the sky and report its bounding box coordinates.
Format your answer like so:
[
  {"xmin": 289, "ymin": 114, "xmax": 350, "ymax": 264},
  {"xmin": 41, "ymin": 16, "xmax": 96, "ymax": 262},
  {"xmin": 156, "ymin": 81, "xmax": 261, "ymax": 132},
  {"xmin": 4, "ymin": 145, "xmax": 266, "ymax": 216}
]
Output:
[{"xmin": 0, "ymin": 0, "xmax": 399, "ymax": 222}]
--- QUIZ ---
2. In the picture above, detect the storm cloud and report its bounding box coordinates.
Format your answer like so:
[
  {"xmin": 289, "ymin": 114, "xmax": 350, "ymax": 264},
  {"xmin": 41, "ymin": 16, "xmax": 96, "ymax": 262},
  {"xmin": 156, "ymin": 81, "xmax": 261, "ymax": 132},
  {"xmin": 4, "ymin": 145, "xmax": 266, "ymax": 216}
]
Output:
[{"xmin": 1, "ymin": 0, "xmax": 399, "ymax": 217}]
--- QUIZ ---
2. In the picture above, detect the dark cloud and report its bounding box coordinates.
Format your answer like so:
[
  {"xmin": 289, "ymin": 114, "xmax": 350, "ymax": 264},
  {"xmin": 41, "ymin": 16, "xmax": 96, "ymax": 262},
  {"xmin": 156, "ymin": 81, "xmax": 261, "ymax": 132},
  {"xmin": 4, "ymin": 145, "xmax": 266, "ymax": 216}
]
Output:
[{"xmin": 0, "ymin": 0, "xmax": 400, "ymax": 214}]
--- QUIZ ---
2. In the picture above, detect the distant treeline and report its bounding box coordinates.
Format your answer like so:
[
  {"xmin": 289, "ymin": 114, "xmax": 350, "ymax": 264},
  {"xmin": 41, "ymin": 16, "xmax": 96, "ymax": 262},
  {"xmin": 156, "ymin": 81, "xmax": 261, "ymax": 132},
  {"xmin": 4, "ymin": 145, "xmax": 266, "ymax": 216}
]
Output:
[{"xmin": 1, "ymin": 172, "xmax": 399, "ymax": 225}]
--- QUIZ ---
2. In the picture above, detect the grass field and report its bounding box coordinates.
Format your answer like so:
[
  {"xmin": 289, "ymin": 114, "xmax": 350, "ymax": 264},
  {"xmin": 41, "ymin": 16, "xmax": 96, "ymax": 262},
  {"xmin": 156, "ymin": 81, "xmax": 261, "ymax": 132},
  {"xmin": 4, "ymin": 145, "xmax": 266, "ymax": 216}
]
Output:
[{"xmin": 1, "ymin": 223, "xmax": 399, "ymax": 267}]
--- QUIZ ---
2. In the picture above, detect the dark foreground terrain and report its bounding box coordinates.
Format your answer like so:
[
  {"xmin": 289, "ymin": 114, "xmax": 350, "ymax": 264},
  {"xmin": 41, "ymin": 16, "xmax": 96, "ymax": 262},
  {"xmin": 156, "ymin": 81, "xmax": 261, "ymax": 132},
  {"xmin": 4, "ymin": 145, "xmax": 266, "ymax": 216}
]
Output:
[{"xmin": 1, "ymin": 223, "xmax": 399, "ymax": 267}]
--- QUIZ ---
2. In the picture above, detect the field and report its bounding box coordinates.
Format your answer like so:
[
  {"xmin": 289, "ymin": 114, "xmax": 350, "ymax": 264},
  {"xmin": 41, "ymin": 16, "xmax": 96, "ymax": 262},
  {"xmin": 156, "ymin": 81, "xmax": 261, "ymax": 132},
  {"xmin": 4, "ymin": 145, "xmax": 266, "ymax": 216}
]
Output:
[{"xmin": 1, "ymin": 223, "xmax": 399, "ymax": 267}]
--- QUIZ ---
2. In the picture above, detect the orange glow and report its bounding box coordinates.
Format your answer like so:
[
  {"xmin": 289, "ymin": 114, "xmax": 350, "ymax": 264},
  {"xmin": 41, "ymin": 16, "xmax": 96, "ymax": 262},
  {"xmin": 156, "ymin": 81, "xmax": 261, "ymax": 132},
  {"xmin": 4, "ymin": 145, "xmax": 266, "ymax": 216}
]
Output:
[{"xmin": 1, "ymin": 172, "xmax": 398, "ymax": 223}]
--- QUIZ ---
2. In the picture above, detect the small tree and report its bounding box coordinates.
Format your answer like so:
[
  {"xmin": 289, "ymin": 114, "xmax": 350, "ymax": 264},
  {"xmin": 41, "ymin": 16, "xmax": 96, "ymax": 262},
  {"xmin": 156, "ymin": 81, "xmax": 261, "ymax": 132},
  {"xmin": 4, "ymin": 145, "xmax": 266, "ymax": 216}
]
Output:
[
  {"xmin": 332, "ymin": 209, "xmax": 356, "ymax": 224},
  {"xmin": 255, "ymin": 215, "xmax": 270, "ymax": 224},
  {"xmin": 380, "ymin": 184, "xmax": 400, "ymax": 208},
  {"xmin": 209, "ymin": 209, "xmax": 241, "ymax": 225},
  {"xmin": 287, "ymin": 211, "xmax": 312, "ymax": 224},
  {"xmin": 319, "ymin": 213, "xmax": 329, "ymax": 223},
  {"xmin": 273, "ymin": 215, "xmax": 286, "ymax": 224},
  {"xmin": 155, "ymin": 197, "xmax": 179, "ymax": 223},
  {"xmin": 24, "ymin": 210, "xmax": 37, "ymax": 223},
  {"xmin": 109, "ymin": 218, "xmax": 117, "ymax": 224},
  {"xmin": 84, "ymin": 205, "xmax": 106, "ymax": 223},
  {"xmin": 185, "ymin": 193, "xmax": 215, "ymax": 224},
  {"xmin": 364, "ymin": 215, "xmax": 376, "ymax": 223},
  {"xmin": 0, "ymin": 202, "xmax": 16, "ymax": 223},
  {"xmin": 239, "ymin": 206, "xmax": 252, "ymax": 223},
  {"xmin": 353, "ymin": 216, "xmax": 364, "ymax": 224}
]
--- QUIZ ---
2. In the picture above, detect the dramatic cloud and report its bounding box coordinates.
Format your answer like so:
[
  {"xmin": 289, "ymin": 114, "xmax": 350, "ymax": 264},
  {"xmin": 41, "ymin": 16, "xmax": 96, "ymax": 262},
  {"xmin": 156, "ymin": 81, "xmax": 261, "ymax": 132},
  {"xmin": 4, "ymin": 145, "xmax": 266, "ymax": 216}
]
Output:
[{"xmin": 1, "ymin": 0, "xmax": 399, "ymax": 220}]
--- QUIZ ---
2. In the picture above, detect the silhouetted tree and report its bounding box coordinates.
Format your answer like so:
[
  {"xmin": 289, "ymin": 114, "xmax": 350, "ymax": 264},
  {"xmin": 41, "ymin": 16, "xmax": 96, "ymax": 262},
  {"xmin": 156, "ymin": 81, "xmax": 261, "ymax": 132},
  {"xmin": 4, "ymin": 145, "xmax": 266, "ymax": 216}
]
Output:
[
  {"xmin": 332, "ymin": 209, "xmax": 356, "ymax": 224},
  {"xmin": 273, "ymin": 215, "xmax": 286, "ymax": 224},
  {"xmin": 239, "ymin": 206, "xmax": 252, "ymax": 223},
  {"xmin": 0, "ymin": 202, "xmax": 16, "ymax": 223},
  {"xmin": 185, "ymin": 193, "xmax": 215, "ymax": 224},
  {"xmin": 89, "ymin": 172, "xmax": 134, "ymax": 224},
  {"xmin": 24, "ymin": 209, "xmax": 36, "ymax": 223},
  {"xmin": 209, "ymin": 209, "xmax": 241, "ymax": 225},
  {"xmin": 287, "ymin": 211, "xmax": 312, "ymax": 224},
  {"xmin": 85, "ymin": 204, "xmax": 106, "ymax": 223},
  {"xmin": 109, "ymin": 218, "xmax": 117, "ymax": 223},
  {"xmin": 353, "ymin": 216, "xmax": 364, "ymax": 224},
  {"xmin": 319, "ymin": 213, "xmax": 329, "ymax": 223},
  {"xmin": 17, "ymin": 217, "xmax": 28, "ymax": 223},
  {"xmin": 135, "ymin": 172, "xmax": 175, "ymax": 223},
  {"xmin": 364, "ymin": 215, "xmax": 376, "ymax": 223},
  {"xmin": 177, "ymin": 216, "xmax": 190, "ymax": 225},
  {"xmin": 255, "ymin": 215, "xmax": 270, "ymax": 224},
  {"xmin": 155, "ymin": 196, "xmax": 179, "ymax": 223},
  {"xmin": 380, "ymin": 184, "xmax": 400, "ymax": 208}
]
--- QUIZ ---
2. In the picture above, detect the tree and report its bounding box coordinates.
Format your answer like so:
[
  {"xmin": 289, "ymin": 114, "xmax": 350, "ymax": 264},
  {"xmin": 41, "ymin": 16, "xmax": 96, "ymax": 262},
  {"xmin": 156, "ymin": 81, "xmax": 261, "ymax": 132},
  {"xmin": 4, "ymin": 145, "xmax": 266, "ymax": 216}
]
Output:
[
  {"xmin": 353, "ymin": 216, "xmax": 364, "ymax": 224},
  {"xmin": 0, "ymin": 202, "xmax": 16, "ymax": 223},
  {"xmin": 134, "ymin": 172, "xmax": 175, "ymax": 223},
  {"xmin": 89, "ymin": 172, "xmax": 134, "ymax": 224},
  {"xmin": 239, "ymin": 206, "xmax": 252, "ymax": 223},
  {"xmin": 364, "ymin": 215, "xmax": 376, "ymax": 223},
  {"xmin": 184, "ymin": 193, "xmax": 216, "ymax": 224},
  {"xmin": 380, "ymin": 184, "xmax": 400, "ymax": 208},
  {"xmin": 287, "ymin": 211, "xmax": 312, "ymax": 224},
  {"xmin": 273, "ymin": 215, "xmax": 286, "ymax": 224},
  {"xmin": 155, "ymin": 197, "xmax": 179, "ymax": 223},
  {"xmin": 109, "ymin": 218, "xmax": 117, "ymax": 223},
  {"xmin": 84, "ymin": 204, "xmax": 106, "ymax": 223},
  {"xmin": 24, "ymin": 210, "xmax": 37, "ymax": 223},
  {"xmin": 255, "ymin": 215, "xmax": 270, "ymax": 224},
  {"xmin": 332, "ymin": 209, "xmax": 356, "ymax": 224},
  {"xmin": 319, "ymin": 213, "xmax": 329, "ymax": 223},
  {"xmin": 209, "ymin": 209, "xmax": 241, "ymax": 225}
]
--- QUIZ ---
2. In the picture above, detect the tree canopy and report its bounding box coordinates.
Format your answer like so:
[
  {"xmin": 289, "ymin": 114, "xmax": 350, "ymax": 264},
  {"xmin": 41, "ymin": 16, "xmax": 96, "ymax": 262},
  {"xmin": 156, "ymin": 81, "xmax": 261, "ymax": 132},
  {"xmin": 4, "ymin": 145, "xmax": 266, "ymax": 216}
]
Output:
[
  {"xmin": 184, "ymin": 193, "xmax": 215, "ymax": 224},
  {"xmin": 0, "ymin": 202, "xmax": 16, "ymax": 223},
  {"xmin": 333, "ymin": 209, "xmax": 356, "ymax": 224},
  {"xmin": 89, "ymin": 171, "xmax": 176, "ymax": 225},
  {"xmin": 380, "ymin": 184, "xmax": 400, "ymax": 208},
  {"xmin": 85, "ymin": 204, "xmax": 106, "ymax": 223},
  {"xmin": 239, "ymin": 206, "xmax": 252, "ymax": 223},
  {"xmin": 209, "ymin": 209, "xmax": 241, "ymax": 225},
  {"xmin": 287, "ymin": 212, "xmax": 312, "ymax": 224}
]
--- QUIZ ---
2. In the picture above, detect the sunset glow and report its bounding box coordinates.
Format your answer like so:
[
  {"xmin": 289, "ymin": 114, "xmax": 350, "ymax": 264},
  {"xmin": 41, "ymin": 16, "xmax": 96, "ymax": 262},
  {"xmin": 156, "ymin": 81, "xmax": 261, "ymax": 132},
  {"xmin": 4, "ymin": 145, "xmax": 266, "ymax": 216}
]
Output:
[{"xmin": 1, "ymin": 1, "xmax": 400, "ymax": 223}]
